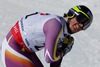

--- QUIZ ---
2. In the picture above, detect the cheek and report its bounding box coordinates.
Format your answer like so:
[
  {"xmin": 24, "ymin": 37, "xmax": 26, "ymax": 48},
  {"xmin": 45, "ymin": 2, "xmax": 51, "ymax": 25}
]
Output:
[
  {"xmin": 69, "ymin": 20, "xmax": 75, "ymax": 30},
  {"xmin": 69, "ymin": 20, "xmax": 76, "ymax": 27},
  {"xmin": 69, "ymin": 23, "xmax": 74, "ymax": 32}
]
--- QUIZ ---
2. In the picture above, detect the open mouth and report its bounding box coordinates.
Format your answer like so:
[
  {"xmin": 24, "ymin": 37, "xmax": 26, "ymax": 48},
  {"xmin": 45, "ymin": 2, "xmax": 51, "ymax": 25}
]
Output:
[
  {"xmin": 73, "ymin": 24, "xmax": 79, "ymax": 31},
  {"xmin": 73, "ymin": 24, "xmax": 83, "ymax": 32}
]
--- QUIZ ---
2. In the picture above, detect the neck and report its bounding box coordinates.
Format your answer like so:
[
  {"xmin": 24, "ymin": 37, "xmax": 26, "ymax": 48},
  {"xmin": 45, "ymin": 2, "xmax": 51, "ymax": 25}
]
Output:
[{"xmin": 64, "ymin": 17, "xmax": 68, "ymax": 22}]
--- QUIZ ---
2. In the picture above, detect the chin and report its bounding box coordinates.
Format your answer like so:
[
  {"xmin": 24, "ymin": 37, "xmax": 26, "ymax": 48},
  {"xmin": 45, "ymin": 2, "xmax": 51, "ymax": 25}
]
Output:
[{"xmin": 71, "ymin": 30, "xmax": 79, "ymax": 34}]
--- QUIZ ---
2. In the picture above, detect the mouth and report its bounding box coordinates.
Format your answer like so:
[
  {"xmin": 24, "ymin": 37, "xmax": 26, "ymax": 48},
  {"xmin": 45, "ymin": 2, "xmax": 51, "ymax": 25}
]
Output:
[
  {"xmin": 72, "ymin": 24, "xmax": 83, "ymax": 32},
  {"xmin": 73, "ymin": 24, "xmax": 79, "ymax": 31}
]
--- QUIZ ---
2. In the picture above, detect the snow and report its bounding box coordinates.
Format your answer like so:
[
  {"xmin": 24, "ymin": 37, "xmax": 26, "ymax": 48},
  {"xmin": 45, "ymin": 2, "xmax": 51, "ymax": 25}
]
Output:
[{"xmin": 0, "ymin": 0, "xmax": 100, "ymax": 67}]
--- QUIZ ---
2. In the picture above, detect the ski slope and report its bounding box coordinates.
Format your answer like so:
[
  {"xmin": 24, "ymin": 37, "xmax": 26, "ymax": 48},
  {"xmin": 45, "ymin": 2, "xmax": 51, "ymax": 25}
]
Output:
[{"xmin": 0, "ymin": 0, "xmax": 100, "ymax": 67}]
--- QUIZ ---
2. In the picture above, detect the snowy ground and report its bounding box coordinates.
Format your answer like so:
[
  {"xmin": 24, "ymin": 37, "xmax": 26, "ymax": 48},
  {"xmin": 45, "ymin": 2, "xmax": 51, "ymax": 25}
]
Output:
[{"xmin": 0, "ymin": 0, "xmax": 100, "ymax": 67}]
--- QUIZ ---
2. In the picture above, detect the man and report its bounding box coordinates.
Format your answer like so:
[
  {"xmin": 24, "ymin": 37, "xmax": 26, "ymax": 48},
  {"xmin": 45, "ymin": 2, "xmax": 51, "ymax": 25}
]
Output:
[{"xmin": 1, "ymin": 5, "xmax": 93, "ymax": 67}]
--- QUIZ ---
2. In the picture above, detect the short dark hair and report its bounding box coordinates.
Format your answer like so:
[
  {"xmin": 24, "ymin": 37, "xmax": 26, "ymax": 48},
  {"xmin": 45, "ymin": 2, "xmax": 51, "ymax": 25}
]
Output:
[{"xmin": 63, "ymin": 13, "xmax": 68, "ymax": 17}]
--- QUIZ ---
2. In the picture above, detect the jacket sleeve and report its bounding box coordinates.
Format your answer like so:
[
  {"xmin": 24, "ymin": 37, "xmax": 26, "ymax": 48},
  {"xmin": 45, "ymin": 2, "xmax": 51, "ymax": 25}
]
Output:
[{"xmin": 43, "ymin": 18, "xmax": 63, "ymax": 63}]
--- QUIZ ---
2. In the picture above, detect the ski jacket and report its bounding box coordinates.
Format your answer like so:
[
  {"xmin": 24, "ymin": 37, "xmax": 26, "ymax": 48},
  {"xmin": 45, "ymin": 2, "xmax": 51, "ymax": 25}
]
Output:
[{"xmin": 11, "ymin": 12, "xmax": 73, "ymax": 63}]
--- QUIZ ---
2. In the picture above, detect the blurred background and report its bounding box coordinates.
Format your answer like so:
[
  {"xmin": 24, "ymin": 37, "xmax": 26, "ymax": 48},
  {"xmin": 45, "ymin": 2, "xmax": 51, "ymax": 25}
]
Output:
[{"xmin": 0, "ymin": 0, "xmax": 100, "ymax": 67}]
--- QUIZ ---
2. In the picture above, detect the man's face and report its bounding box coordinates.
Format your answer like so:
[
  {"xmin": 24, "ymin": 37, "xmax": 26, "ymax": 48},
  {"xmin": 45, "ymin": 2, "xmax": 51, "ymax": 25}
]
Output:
[{"xmin": 69, "ymin": 17, "xmax": 84, "ymax": 33}]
